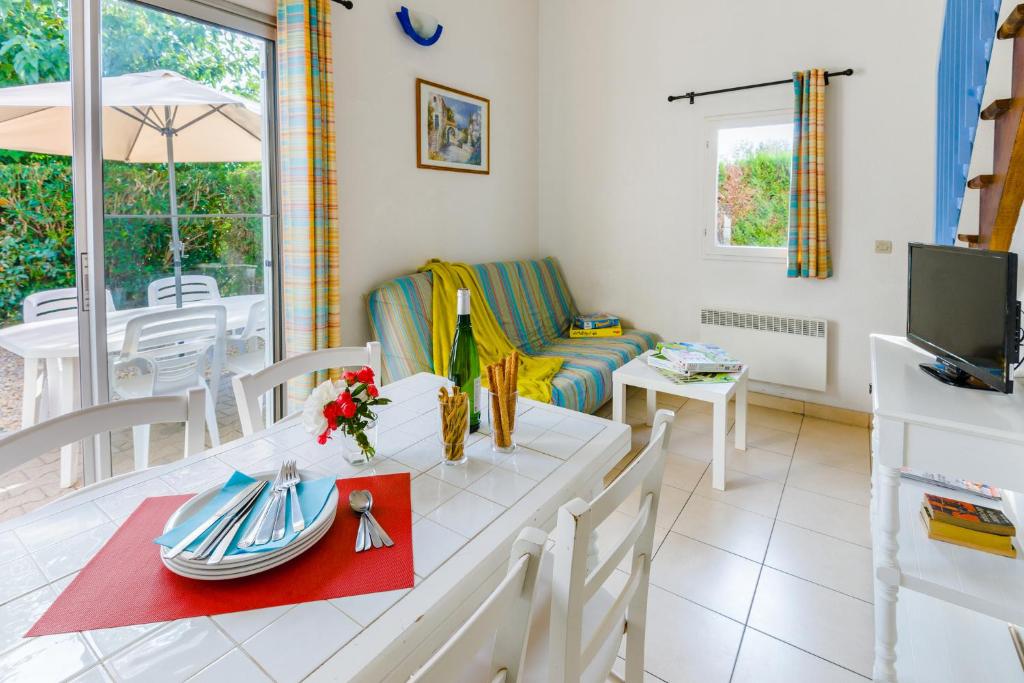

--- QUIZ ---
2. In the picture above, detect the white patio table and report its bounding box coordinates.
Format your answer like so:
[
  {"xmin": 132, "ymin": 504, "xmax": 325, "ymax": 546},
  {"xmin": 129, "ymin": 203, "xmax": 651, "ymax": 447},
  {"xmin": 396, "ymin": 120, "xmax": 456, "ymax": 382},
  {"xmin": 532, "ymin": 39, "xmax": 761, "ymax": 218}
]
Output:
[
  {"xmin": 0, "ymin": 372, "xmax": 630, "ymax": 682},
  {"xmin": 0, "ymin": 294, "xmax": 263, "ymax": 487}
]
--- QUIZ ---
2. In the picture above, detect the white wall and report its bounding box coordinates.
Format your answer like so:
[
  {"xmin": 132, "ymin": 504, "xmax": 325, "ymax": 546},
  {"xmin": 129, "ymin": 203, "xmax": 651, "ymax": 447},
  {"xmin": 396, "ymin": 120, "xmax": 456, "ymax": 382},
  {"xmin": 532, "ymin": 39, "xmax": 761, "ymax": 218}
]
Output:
[
  {"xmin": 332, "ymin": 0, "xmax": 539, "ymax": 345},
  {"xmin": 538, "ymin": 0, "xmax": 945, "ymax": 412}
]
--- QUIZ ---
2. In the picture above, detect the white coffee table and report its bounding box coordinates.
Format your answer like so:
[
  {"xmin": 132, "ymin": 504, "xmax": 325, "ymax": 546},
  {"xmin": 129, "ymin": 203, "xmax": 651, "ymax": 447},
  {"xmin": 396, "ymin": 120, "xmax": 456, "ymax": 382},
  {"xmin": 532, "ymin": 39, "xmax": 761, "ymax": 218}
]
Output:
[{"xmin": 612, "ymin": 351, "xmax": 748, "ymax": 491}]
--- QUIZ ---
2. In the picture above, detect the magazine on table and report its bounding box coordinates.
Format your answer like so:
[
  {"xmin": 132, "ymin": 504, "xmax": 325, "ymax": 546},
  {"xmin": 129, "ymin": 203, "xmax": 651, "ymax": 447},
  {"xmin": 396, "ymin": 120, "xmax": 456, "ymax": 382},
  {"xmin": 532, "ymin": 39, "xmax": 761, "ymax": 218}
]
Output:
[{"xmin": 899, "ymin": 468, "xmax": 1002, "ymax": 501}]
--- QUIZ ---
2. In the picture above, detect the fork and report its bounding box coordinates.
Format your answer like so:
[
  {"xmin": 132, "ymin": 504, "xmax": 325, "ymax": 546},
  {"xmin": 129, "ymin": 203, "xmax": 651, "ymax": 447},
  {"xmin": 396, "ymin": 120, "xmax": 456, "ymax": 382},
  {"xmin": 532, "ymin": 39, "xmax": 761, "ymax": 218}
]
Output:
[
  {"xmin": 270, "ymin": 459, "xmax": 295, "ymax": 542},
  {"xmin": 285, "ymin": 460, "xmax": 305, "ymax": 533}
]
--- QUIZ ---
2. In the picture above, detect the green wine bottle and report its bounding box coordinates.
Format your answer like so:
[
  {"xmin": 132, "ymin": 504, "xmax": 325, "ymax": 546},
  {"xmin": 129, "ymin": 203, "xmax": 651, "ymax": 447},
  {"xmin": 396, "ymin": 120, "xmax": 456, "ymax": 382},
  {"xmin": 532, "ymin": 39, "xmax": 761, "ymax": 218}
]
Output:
[{"xmin": 448, "ymin": 288, "xmax": 481, "ymax": 432}]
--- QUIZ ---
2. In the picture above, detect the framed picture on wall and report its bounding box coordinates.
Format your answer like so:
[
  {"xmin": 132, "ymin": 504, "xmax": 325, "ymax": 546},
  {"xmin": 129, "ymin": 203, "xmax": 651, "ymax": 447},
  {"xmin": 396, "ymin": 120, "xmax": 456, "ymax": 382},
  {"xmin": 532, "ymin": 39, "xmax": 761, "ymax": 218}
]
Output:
[{"xmin": 416, "ymin": 78, "xmax": 490, "ymax": 174}]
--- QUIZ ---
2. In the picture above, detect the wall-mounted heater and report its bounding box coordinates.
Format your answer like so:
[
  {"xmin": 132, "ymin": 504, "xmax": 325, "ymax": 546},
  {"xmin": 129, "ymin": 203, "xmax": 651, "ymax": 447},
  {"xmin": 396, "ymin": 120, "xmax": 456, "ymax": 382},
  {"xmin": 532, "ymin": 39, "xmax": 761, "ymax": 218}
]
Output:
[{"xmin": 699, "ymin": 307, "xmax": 828, "ymax": 392}]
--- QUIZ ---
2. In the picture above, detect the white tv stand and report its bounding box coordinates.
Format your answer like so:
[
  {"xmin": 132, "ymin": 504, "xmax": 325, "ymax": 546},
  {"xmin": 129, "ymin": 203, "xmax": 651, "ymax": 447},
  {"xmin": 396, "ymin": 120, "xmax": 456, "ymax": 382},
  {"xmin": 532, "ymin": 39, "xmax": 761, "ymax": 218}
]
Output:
[{"xmin": 870, "ymin": 334, "xmax": 1024, "ymax": 681}]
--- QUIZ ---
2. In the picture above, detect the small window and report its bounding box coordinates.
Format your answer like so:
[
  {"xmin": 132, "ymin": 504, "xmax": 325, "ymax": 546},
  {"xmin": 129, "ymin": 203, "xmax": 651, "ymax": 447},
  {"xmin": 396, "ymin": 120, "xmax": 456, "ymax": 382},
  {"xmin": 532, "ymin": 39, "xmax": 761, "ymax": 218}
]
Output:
[{"xmin": 704, "ymin": 112, "xmax": 791, "ymax": 261}]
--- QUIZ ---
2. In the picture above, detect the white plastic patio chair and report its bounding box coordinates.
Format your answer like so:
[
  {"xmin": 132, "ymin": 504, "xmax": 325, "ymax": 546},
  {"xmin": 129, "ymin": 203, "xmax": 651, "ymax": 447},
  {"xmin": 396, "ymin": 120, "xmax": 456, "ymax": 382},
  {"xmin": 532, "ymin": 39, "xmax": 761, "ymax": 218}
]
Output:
[
  {"xmin": 111, "ymin": 305, "xmax": 225, "ymax": 470},
  {"xmin": 146, "ymin": 274, "xmax": 221, "ymax": 307},
  {"xmin": 225, "ymin": 298, "xmax": 268, "ymax": 377},
  {"xmin": 409, "ymin": 527, "xmax": 548, "ymax": 683},
  {"xmin": 524, "ymin": 409, "xmax": 675, "ymax": 683},
  {"xmin": 21, "ymin": 288, "xmax": 116, "ymax": 428},
  {"xmin": 0, "ymin": 389, "xmax": 205, "ymax": 478},
  {"xmin": 232, "ymin": 342, "xmax": 382, "ymax": 436}
]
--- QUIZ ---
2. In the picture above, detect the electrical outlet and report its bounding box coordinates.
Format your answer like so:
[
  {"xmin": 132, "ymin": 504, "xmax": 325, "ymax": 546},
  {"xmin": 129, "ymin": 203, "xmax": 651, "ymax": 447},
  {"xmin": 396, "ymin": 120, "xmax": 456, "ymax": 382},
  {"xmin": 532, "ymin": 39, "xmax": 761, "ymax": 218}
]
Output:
[{"xmin": 874, "ymin": 240, "xmax": 893, "ymax": 254}]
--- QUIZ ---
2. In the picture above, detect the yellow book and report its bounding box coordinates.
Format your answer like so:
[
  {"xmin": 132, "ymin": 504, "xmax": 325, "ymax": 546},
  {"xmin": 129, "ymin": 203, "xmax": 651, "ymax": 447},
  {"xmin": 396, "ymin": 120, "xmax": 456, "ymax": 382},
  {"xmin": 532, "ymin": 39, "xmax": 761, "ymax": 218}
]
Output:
[
  {"xmin": 920, "ymin": 506, "xmax": 1017, "ymax": 558},
  {"xmin": 569, "ymin": 325, "xmax": 622, "ymax": 338}
]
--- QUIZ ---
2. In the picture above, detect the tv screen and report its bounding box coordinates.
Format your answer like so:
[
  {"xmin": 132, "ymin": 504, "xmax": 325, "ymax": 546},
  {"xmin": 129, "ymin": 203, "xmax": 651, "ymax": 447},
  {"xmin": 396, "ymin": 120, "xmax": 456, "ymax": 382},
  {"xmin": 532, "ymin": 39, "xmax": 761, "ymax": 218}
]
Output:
[{"xmin": 907, "ymin": 243, "xmax": 1019, "ymax": 393}]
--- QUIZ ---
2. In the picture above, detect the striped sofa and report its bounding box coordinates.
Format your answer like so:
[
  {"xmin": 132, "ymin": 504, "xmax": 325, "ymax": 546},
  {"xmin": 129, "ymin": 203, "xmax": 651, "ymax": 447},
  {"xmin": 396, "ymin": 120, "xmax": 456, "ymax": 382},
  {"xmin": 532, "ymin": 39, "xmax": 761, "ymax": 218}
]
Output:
[{"xmin": 366, "ymin": 258, "xmax": 658, "ymax": 414}]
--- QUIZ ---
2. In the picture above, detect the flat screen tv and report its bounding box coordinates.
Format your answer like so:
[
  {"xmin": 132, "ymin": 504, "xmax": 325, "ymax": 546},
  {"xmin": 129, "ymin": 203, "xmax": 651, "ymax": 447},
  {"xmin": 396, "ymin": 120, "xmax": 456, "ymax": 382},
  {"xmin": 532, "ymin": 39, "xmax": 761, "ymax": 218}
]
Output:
[{"xmin": 907, "ymin": 243, "xmax": 1021, "ymax": 393}]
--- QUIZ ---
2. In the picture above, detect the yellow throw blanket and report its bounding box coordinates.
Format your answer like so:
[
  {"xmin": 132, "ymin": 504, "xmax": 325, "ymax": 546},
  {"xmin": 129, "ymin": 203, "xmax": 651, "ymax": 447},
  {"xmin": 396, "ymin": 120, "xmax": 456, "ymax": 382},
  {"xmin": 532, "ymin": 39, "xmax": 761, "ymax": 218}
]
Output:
[{"xmin": 421, "ymin": 260, "xmax": 563, "ymax": 404}]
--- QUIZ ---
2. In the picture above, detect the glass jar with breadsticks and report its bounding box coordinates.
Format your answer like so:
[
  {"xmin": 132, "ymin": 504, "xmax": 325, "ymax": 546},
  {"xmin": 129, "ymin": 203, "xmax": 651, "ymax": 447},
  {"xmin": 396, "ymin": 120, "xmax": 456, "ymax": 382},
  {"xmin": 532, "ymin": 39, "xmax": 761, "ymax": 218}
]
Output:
[
  {"xmin": 437, "ymin": 385, "xmax": 470, "ymax": 465},
  {"xmin": 485, "ymin": 351, "xmax": 519, "ymax": 453}
]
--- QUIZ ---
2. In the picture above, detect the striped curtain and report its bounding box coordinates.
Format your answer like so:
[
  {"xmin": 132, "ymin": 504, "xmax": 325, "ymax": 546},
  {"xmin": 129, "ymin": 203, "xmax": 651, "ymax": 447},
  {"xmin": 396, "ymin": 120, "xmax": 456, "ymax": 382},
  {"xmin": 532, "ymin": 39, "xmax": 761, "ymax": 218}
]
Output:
[
  {"xmin": 277, "ymin": 0, "xmax": 340, "ymax": 405},
  {"xmin": 787, "ymin": 69, "xmax": 832, "ymax": 279}
]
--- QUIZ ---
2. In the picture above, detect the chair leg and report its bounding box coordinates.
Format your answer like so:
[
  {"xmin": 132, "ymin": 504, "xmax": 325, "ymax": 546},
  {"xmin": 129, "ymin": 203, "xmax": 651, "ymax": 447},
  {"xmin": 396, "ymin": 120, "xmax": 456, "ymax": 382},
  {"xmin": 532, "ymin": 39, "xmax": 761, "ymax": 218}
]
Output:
[
  {"xmin": 133, "ymin": 424, "xmax": 151, "ymax": 471},
  {"xmin": 21, "ymin": 359, "xmax": 41, "ymax": 428},
  {"xmin": 205, "ymin": 390, "xmax": 221, "ymax": 447},
  {"xmin": 623, "ymin": 586, "xmax": 650, "ymax": 682}
]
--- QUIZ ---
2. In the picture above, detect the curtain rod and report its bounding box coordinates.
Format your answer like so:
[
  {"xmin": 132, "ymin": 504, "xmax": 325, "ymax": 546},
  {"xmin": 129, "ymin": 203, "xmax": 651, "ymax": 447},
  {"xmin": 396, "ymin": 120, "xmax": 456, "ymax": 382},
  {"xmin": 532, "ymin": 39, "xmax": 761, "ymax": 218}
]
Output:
[
  {"xmin": 331, "ymin": 0, "xmax": 353, "ymax": 8},
  {"xmin": 668, "ymin": 68, "xmax": 854, "ymax": 104}
]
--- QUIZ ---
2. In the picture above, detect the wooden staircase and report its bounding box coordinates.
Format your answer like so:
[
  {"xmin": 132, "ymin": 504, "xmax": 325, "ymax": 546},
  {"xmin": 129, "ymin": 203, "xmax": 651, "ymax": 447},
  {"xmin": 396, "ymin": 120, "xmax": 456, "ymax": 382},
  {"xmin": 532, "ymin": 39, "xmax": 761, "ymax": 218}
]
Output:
[{"xmin": 959, "ymin": 4, "xmax": 1024, "ymax": 251}]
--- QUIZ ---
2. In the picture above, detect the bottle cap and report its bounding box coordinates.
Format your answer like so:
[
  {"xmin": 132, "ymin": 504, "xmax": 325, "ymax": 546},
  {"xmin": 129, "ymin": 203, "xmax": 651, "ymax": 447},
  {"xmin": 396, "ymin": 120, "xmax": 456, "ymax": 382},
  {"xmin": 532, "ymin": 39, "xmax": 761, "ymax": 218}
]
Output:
[{"xmin": 456, "ymin": 288, "xmax": 470, "ymax": 315}]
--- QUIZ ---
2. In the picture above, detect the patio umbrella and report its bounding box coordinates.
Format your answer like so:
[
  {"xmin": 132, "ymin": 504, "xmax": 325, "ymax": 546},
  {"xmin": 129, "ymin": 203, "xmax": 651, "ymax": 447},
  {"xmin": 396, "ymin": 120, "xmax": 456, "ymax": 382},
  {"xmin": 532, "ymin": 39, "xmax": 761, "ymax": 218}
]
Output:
[{"xmin": 0, "ymin": 70, "xmax": 262, "ymax": 307}]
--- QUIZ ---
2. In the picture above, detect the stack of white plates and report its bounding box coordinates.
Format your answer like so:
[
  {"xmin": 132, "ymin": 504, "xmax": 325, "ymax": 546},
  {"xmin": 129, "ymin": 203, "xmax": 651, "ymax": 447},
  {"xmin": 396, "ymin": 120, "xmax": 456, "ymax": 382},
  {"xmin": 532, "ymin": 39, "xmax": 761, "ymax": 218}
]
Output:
[{"xmin": 160, "ymin": 469, "xmax": 339, "ymax": 580}]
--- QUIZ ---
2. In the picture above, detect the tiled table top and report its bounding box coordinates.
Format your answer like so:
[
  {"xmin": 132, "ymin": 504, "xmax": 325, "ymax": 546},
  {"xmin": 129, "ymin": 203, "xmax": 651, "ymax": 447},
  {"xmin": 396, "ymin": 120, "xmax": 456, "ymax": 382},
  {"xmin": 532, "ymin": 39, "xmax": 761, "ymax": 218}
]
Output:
[{"xmin": 0, "ymin": 373, "xmax": 630, "ymax": 682}]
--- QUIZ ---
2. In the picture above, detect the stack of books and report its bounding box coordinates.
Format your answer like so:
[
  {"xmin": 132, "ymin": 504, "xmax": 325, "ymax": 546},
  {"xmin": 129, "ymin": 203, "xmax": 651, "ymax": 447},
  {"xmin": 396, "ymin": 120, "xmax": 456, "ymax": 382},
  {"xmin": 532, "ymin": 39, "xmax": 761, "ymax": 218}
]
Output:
[
  {"xmin": 569, "ymin": 313, "xmax": 622, "ymax": 338},
  {"xmin": 647, "ymin": 342, "xmax": 743, "ymax": 376},
  {"xmin": 920, "ymin": 493, "xmax": 1017, "ymax": 558}
]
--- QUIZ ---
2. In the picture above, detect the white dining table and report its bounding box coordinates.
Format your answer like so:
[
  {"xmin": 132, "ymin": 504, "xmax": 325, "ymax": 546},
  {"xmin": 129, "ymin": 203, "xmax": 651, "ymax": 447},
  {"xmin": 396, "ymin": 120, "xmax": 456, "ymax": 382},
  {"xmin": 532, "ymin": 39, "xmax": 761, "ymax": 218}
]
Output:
[
  {"xmin": 0, "ymin": 372, "xmax": 630, "ymax": 682},
  {"xmin": 0, "ymin": 294, "xmax": 263, "ymax": 487}
]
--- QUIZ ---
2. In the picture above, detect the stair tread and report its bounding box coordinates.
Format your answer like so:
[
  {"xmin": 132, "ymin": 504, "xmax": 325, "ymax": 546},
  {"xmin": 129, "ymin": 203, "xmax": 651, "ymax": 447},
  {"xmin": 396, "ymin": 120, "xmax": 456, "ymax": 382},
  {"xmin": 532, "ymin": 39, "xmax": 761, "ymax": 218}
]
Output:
[
  {"xmin": 967, "ymin": 174, "xmax": 995, "ymax": 189},
  {"xmin": 998, "ymin": 4, "xmax": 1024, "ymax": 39},
  {"xmin": 981, "ymin": 98, "xmax": 1013, "ymax": 120}
]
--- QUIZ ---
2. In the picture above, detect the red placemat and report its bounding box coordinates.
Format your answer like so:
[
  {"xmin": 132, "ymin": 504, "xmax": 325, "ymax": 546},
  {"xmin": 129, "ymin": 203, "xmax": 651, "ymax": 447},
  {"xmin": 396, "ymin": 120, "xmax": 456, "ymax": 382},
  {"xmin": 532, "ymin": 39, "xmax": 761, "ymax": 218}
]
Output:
[{"xmin": 28, "ymin": 474, "xmax": 413, "ymax": 637}]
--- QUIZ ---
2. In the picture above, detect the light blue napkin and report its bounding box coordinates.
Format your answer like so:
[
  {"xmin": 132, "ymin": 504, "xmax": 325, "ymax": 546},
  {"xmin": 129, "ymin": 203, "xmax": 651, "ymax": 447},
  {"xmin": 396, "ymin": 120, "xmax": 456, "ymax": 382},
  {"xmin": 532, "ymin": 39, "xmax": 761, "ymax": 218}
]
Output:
[{"xmin": 154, "ymin": 470, "xmax": 337, "ymax": 556}]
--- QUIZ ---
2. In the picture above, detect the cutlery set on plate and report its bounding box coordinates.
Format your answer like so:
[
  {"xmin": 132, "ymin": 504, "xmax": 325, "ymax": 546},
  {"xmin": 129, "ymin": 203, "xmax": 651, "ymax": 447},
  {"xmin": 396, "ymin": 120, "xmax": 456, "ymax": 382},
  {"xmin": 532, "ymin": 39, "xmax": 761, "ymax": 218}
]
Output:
[
  {"xmin": 165, "ymin": 460, "xmax": 303, "ymax": 565},
  {"xmin": 157, "ymin": 462, "xmax": 395, "ymax": 580}
]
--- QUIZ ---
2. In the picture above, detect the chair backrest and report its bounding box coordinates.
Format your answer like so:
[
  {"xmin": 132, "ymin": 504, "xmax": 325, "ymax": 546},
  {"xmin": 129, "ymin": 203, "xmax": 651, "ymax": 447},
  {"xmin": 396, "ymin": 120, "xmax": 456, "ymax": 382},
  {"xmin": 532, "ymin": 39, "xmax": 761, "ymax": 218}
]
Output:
[
  {"xmin": 147, "ymin": 275, "xmax": 221, "ymax": 307},
  {"xmin": 232, "ymin": 342, "xmax": 382, "ymax": 436},
  {"xmin": 547, "ymin": 409, "xmax": 674, "ymax": 682},
  {"xmin": 118, "ymin": 305, "xmax": 226, "ymax": 395},
  {"xmin": 238, "ymin": 298, "xmax": 267, "ymax": 342},
  {"xmin": 0, "ymin": 389, "xmax": 206, "ymax": 476},
  {"xmin": 409, "ymin": 527, "xmax": 548, "ymax": 683},
  {"xmin": 23, "ymin": 287, "xmax": 115, "ymax": 321}
]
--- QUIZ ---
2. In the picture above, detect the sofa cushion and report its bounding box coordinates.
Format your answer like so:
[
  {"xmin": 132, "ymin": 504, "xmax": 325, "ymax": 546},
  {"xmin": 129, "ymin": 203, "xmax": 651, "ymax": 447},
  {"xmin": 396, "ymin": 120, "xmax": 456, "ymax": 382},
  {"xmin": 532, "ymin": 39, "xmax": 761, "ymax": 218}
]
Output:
[
  {"xmin": 365, "ymin": 270, "xmax": 434, "ymax": 384},
  {"xmin": 472, "ymin": 258, "xmax": 577, "ymax": 353},
  {"xmin": 536, "ymin": 330, "xmax": 659, "ymax": 414}
]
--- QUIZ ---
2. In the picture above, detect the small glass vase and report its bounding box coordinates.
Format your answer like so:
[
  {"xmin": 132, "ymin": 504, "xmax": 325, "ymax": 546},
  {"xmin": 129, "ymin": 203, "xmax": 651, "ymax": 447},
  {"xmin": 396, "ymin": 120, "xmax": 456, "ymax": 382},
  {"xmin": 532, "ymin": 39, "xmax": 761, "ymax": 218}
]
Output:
[{"xmin": 340, "ymin": 419, "xmax": 378, "ymax": 466}]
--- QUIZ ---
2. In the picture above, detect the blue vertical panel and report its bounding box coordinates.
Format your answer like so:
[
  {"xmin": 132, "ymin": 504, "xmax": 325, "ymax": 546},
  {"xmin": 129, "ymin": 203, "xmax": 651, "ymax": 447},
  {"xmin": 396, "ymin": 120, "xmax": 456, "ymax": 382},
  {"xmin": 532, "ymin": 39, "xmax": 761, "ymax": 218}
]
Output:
[{"xmin": 935, "ymin": 0, "xmax": 1001, "ymax": 244}]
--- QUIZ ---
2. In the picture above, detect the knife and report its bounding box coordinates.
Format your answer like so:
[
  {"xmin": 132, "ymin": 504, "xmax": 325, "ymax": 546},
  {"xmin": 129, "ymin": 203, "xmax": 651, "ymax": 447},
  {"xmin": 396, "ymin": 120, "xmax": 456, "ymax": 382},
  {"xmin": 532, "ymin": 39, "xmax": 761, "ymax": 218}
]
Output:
[
  {"xmin": 206, "ymin": 482, "xmax": 269, "ymax": 564},
  {"xmin": 191, "ymin": 481, "xmax": 268, "ymax": 561},
  {"xmin": 164, "ymin": 481, "xmax": 265, "ymax": 559}
]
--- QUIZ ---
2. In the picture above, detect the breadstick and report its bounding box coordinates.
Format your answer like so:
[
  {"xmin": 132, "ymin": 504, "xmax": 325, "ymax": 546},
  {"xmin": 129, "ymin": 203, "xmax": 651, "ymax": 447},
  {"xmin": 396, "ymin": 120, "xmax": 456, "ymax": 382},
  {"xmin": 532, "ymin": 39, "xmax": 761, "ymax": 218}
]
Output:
[{"xmin": 486, "ymin": 363, "xmax": 505, "ymax": 445}]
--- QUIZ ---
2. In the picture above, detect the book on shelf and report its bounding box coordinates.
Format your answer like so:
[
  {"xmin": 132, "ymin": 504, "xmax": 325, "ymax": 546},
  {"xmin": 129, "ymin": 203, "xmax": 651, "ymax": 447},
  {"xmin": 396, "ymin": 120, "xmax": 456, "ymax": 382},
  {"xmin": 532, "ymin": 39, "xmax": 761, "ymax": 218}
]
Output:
[
  {"xmin": 899, "ymin": 468, "xmax": 1001, "ymax": 500},
  {"xmin": 653, "ymin": 341, "xmax": 743, "ymax": 374},
  {"xmin": 923, "ymin": 493, "xmax": 1016, "ymax": 536},
  {"xmin": 569, "ymin": 324, "xmax": 622, "ymax": 338},
  {"xmin": 573, "ymin": 313, "xmax": 621, "ymax": 330},
  {"xmin": 919, "ymin": 504, "xmax": 1017, "ymax": 558}
]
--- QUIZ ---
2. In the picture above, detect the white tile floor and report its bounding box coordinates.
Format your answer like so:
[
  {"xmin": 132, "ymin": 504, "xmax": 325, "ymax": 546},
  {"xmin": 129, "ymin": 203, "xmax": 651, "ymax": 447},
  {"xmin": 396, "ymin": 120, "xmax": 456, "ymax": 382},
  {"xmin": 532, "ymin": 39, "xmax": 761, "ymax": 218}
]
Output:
[{"xmin": 602, "ymin": 391, "xmax": 873, "ymax": 682}]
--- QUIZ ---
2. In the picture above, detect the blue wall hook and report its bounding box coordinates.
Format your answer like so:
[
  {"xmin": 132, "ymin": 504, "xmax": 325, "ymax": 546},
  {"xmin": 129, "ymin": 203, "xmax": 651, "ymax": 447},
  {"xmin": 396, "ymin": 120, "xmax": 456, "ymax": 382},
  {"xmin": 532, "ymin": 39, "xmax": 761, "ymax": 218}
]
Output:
[{"xmin": 396, "ymin": 6, "xmax": 443, "ymax": 46}]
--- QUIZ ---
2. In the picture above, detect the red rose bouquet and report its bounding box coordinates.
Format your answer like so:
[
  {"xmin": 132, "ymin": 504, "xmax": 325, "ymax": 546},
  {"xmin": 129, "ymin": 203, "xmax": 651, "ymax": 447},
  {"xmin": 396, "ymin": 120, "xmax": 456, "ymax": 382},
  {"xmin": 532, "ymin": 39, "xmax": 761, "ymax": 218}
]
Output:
[{"xmin": 302, "ymin": 366, "xmax": 391, "ymax": 460}]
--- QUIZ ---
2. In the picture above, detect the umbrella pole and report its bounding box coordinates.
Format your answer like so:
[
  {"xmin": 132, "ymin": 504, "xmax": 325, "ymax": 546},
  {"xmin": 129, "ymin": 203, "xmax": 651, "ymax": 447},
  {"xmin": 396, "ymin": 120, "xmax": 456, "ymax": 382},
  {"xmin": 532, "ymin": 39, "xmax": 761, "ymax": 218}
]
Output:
[{"xmin": 164, "ymin": 105, "xmax": 183, "ymax": 308}]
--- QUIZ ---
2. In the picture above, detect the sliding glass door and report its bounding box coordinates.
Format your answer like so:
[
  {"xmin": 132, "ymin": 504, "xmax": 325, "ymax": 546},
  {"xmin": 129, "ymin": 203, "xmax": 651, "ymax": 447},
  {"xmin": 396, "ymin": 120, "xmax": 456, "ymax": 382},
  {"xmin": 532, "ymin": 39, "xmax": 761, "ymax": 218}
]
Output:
[
  {"xmin": 0, "ymin": 0, "xmax": 279, "ymax": 509},
  {"xmin": 99, "ymin": 0, "xmax": 278, "ymax": 476}
]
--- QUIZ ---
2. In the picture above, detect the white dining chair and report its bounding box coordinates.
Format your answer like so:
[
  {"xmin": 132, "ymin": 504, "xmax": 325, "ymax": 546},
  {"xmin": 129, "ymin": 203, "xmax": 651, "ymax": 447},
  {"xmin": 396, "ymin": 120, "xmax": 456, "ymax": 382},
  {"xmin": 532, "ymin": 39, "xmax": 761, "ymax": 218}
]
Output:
[
  {"xmin": 524, "ymin": 409, "xmax": 675, "ymax": 683},
  {"xmin": 21, "ymin": 288, "xmax": 116, "ymax": 428},
  {"xmin": 0, "ymin": 389, "xmax": 206, "ymax": 478},
  {"xmin": 409, "ymin": 527, "xmax": 548, "ymax": 683},
  {"xmin": 225, "ymin": 298, "xmax": 268, "ymax": 377},
  {"xmin": 146, "ymin": 274, "xmax": 221, "ymax": 307},
  {"xmin": 111, "ymin": 305, "xmax": 225, "ymax": 470},
  {"xmin": 232, "ymin": 341, "xmax": 382, "ymax": 436}
]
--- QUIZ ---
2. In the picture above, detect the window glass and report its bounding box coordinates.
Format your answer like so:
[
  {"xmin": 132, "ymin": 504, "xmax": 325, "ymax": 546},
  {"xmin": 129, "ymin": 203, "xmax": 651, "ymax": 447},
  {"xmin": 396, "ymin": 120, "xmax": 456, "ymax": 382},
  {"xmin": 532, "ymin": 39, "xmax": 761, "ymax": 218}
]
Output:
[{"xmin": 715, "ymin": 123, "xmax": 791, "ymax": 248}]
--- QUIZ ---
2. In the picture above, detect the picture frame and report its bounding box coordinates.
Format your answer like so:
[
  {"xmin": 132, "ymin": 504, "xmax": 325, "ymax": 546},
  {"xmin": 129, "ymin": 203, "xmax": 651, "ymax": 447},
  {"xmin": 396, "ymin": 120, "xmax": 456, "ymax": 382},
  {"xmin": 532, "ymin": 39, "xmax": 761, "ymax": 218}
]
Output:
[{"xmin": 416, "ymin": 78, "xmax": 490, "ymax": 174}]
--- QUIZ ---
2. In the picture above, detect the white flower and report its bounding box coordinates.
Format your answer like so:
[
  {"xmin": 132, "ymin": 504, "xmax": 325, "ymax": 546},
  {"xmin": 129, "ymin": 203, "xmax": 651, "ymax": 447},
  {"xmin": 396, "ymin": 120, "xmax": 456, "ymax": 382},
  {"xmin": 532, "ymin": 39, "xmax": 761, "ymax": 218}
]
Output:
[{"xmin": 302, "ymin": 379, "xmax": 342, "ymax": 436}]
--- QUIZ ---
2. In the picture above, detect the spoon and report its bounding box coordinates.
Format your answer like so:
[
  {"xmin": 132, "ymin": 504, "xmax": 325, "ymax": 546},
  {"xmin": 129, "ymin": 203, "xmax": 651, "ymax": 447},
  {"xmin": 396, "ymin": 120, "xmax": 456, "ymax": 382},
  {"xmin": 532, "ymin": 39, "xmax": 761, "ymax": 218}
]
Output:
[
  {"xmin": 360, "ymin": 490, "xmax": 395, "ymax": 548},
  {"xmin": 348, "ymin": 490, "xmax": 369, "ymax": 552},
  {"xmin": 351, "ymin": 490, "xmax": 384, "ymax": 548}
]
